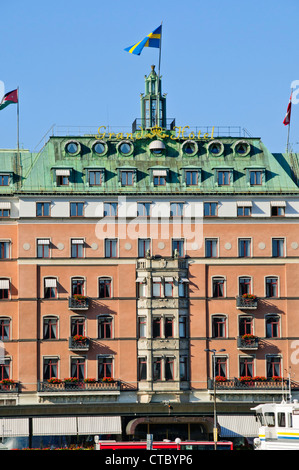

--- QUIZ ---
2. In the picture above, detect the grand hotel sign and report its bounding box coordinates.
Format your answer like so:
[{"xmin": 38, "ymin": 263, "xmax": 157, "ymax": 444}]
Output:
[{"xmin": 95, "ymin": 125, "xmax": 215, "ymax": 141}]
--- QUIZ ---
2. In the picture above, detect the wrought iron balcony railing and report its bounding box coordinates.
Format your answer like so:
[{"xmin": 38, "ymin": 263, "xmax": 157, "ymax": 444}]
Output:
[
  {"xmin": 0, "ymin": 382, "xmax": 19, "ymax": 393},
  {"xmin": 237, "ymin": 336, "xmax": 259, "ymax": 349},
  {"xmin": 69, "ymin": 336, "xmax": 90, "ymax": 351},
  {"xmin": 236, "ymin": 296, "xmax": 258, "ymax": 309},
  {"xmin": 68, "ymin": 296, "xmax": 89, "ymax": 310},
  {"xmin": 208, "ymin": 377, "xmax": 295, "ymax": 390},
  {"xmin": 38, "ymin": 380, "xmax": 121, "ymax": 392}
]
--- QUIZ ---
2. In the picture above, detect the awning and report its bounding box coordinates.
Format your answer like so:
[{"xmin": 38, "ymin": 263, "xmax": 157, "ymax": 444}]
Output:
[
  {"xmin": 165, "ymin": 277, "xmax": 174, "ymax": 282},
  {"xmin": 32, "ymin": 416, "xmax": 121, "ymax": 436},
  {"xmin": 153, "ymin": 169, "xmax": 167, "ymax": 176},
  {"xmin": 136, "ymin": 277, "xmax": 146, "ymax": 283},
  {"xmin": 217, "ymin": 414, "xmax": 259, "ymax": 438},
  {"xmin": 56, "ymin": 169, "xmax": 70, "ymax": 176},
  {"xmin": 180, "ymin": 278, "xmax": 189, "ymax": 283},
  {"xmin": 0, "ymin": 418, "xmax": 29, "ymax": 437},
  {"xmin": 38, "ymin": 239, "xmax": 50, "ymax": 245},
  {"xmin": 45, "ymin": 278, "xmax": 57, "ymax": 288},
  {"xmin": 152, "ymin": 277, "xmax": 162, "ymax": 282},
  {"xmin": 126, "ymin": 417, "xmax": 214, "ymax": 435},
  {"xmin": 236, "ymin": 201, "xmax": 252, "ymax": 207},
  {"xmin": 271, "ymin": 201, "xmax": 286, "ymax": 207},
  {"xmin": 0, "ymin": 279, "xmax": 9, "ymax": 289},
  {"xmin": 0, "ymin": 202, "xmax": 11, "ymax": 209},
  {"xmin": 72, "ymin": 239, "xmax": 84, "ymax": 244}
]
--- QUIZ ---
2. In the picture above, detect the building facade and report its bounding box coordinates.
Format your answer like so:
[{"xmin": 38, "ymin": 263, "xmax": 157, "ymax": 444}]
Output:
[{"xmin": 0, "ymin": 66, "xmax": 299, "ymax": 446}]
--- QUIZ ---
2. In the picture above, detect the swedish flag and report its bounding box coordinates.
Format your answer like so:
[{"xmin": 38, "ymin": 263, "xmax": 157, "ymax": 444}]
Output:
[{"xmin": 124, "ymin": 25, "xmax": 162, "ymax": 55}]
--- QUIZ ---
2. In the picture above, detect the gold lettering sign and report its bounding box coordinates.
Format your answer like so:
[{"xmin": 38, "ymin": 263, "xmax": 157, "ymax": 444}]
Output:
[{"xmin": 95, "ymin": 126, "xmax": 215, "ymax": 141}]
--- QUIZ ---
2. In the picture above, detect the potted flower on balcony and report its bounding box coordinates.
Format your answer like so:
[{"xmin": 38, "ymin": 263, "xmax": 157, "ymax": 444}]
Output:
[
  {"xmin": 73, "ymin": 294, "xmax": 87, "ymax": 305},
  {"xmin": 0, "ymin": 379, "xmax": 16, "ymax": 390},
  {"xmin": 215, "ymin": 376, "xmax": 227, "ymax": 382},
  {"xmin": 47, "ymin": 378, "xmax": 62, "ymax": 384},
  {"xmin": 272, "ymin": 376, "xmax": 282, "ymax": 382},
  {"xmin": 84, "ymin": 378, "xmax": 96, "ymax": 383},
  {"xmin": 242, "ymin": 293, "xmax": 257, "ymax": 301},
  {"xmin": 102, "ymin": 377, "xmax": 115, "ymax": 383},
  {"xmin": 73, "ymin": 334, "xmax": 88, "ymax": 343}
]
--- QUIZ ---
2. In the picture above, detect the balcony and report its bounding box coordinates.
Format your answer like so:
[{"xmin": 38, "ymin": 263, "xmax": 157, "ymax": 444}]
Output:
[
  {"xmin": 0, "ymin": 381, "xmax": 19, "ymax": 393},
  {"xmin": 38, "ymin": 379, "xmax": 121, "ymax": 393},
  {"xmin": 237, "ymin": 335, "xmax": 259, "ymax": 350},
  {"xmin": 236, "ymin": 295, "xmax": 258, "ymax": 309},
  {"xmin": 68, "ymin": 296, "xmax": 89, "ymax": 310},
  {"xmin": 69, "ymin": 336, "xmax": 90, "ymax": 351},
  {"xmin": 208, "ymin": 377, "xmax": 298, "ymax": 391}
]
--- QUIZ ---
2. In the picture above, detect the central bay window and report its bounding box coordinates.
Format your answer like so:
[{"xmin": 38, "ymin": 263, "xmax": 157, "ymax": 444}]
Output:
[
  {"xmin": 212, "ymin": 315, "xmax": 226, "ymax": 338},
  {"xmin": 239, "ymin": 316, "xmax": 253, "ymax": 336},
  {"xmin": 71, "ymin": 239, "xmax": 84, "ymax": 258},
  {"xmin": 153, "ymin": 317, "xmax": 162, "ymax": 338},
  {"xmin": 43, "ymin": 358, "xmax": 58, "ymax": 380},
  {"xmin": 153, "ymin": 356, "xmax": 175, "ymax": 381},
  {"xmin": 239, "ymin": 356, "xmax": 254, "ymax": 378},
  {"xmin": 239, "ymin": 276, "xmax": 251, "ymax": 296},
  {"xmin": 98, "ymin": 315, "xmax": 113, "ymax": 339},
  {"xmin": 179, "ymin": 315, "xmax": 188, "ymax": 338},
  {"xmin": 266, "ymin": 276, "xmax": 278, "ymax": 297},
  {"xmin": 180, "ymin": 355, "xmax": 189, "ymax": 381},
  {"xmin": 266, "ymin": 315, "xmax": 280, "ymax": 338},
  {"xmin": 153, "ymin": 357, "xmax": 162, "ymax": 381},
  {"xmin": 43, "ymin": 317, "xmax": 58, "ymax": 340},
  {"xmin": 71, "ymin": 317, "xmax": 85, "ymax": 337},
  {"xmin": 165, "ymin": 357, "xmax": 174, "ymax": 381},
  {"xmin": 99, "ymin": 277, "xmax": 112, "ymax": 298},
  {"xmin": 266, "ymin": 355, "xmax": 281, "ymax": 379},
  {"xmin": 44, "ymin": 278, "xmax": 57, "ymax": 299},
  {"xmin": 37, "ymin": 239, "xmax": 50, "ymax": 258},
  {"xmin": 98, "ymin": 356, "xmax": 113, "ymax": 379},
  {"xmin": 105, "ymin": 239, "xmax": 117, "ymax": 258},
  {"xmin": 71, "ymin": 357, "xmax": 85, "ymax": 380},
  {"xmin": 138, "ymin": 238, "xmax": 151, "ymax": 257},
  {"xmin": 152, "ymin": 277, "xmax": 162, "ymax": 297},
  {"xmin": 138, "ymin": 316, "xmax": 147, "ymax": 338},
  {"xmin": 212, "ymin": 277, "xmax": 225, "ymax": 298},
  {"xmin": 138, "ymin": 356, "xmax": 147, "ymax": 381},
  {"xmin": 71, "ymin": 277, "xmax": 85, "ymax": 296},
  {"xmin": 0, "ymin": 318, "xmax": 10, "ymax": 340},
  {"xmin": 164, "ymin": 277, "xmax": 173, "ymax": 297}
]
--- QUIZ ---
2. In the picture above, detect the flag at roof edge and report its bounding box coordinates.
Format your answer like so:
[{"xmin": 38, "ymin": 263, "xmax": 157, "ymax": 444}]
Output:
[
  {"xmin": 283, "ymin": 91, "xmax": 292, "ymax": 126},
  {"xmin": 124, "ymin": 25, "xmax": 162, "ymax": 55},
  {"xmin": 0, "ymin": 89, "xmax": 18, "ymax": 111}
]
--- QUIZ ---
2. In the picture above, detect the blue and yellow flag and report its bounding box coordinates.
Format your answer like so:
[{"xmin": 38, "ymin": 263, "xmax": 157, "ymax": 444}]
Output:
[{"xmin": 124, "ymin": 25, "xmax": 162, "ymax": 55}]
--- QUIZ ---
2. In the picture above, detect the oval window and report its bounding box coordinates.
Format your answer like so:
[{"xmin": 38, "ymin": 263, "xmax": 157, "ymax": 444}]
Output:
[
  {"xmin": 235, "ymin": 141, "xmax": 250, "ymax": 156},
  {"xmin": 65, "ymin": 141, "xmax": 79, "ymax": 154},
  {"xmin": 119, "ymin": 141, "xmax": 133, "ymax": 155},
  {"xmin": 93, "ymin": 142, "xmax": 106, "ymax": 155},
  {"xmin": 208, "ymin": 141, "xmax": 224, "ymax": 156},
  {"xmin": 182, "ymin": 140, "xmax": 198, "ymax": 156}
]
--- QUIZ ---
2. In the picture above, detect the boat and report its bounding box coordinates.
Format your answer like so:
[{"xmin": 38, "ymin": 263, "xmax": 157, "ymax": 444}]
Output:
[{"xmin": 252, "ymin": 400, "xmax": 299, "ymax": 450}]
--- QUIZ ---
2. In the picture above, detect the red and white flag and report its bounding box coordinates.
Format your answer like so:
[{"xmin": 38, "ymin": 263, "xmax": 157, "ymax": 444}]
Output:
[{"xmin": 283, "ymin": 92, "xmax": 292, "ymax": 126}]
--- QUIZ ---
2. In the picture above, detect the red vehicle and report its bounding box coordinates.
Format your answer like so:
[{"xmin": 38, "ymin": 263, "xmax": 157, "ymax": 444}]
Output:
[{"xmin": 96, "ymin": 440, "xmax": 233, "ymax": 450}]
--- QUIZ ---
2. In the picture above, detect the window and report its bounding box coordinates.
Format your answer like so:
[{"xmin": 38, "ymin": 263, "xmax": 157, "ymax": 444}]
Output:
[
  {"xmin": 185, "ymin": 170, "xmax": 198, "ymax": 186},
  {"xmin": 121, "ymin": 171, "xmax": 134, "ymax": 186},
  {"xmin": 152, "ymin": 278, "xmax": 162, "ymax": 297},
  {"xmin": 250, "ymin": 170, "xmax": 263, "ymax": 185},
  {"xmin": 37, "ymin": 239, "xmax": 50, "ymax": 258},
  {"xmin": 212, "ymin": 277, "xmax": 225, "ymax": 298},
  {"xmin": 204, "ymin": 202, "xmax": 218, "ymax": 217},
  {"xmin": 0, "ymin": 208, "xmax": 10, "ymax": 217},
  {"xmin": 36, "ymin": 202, "xmax": 51, "ymax": 217},
  {"xmin": 71, "ymin": 357, "xmax": 85, "ymax": 380},
  {"xmin": 266, "ymin": 356, "xmax": 281, "ymax": 379},
  {"xmin": 138, "ymin": 238, "xmax": 151, "ymax": 257},
  {"xmin": 239, "ymin": 316, "xmax": 253, "ymax": 336},
  {"xmin": 0, "ymin": 359, "xmax": 10, "ymax": 381},
  {"xmin": 237, "ymin": 205, "xmax": 251, "ymax": 217},
  {"xmin": 180, "ymin": 355, "xmax": 188, "ymax": 381},
  {"xmin": 0, "ymin": 318, "xmax": 10, "ymax": 340},
  {"xmin": 70, "ymin": 202, "xmax": 84, "ymax": 217},
  {"xmin": 98, "ymin": 356, "xmax": 113, "ymax": 379},
  {"xmin": 212, "ymin": 316, "xmax": 226, "ymax": 338},
  {"xmin": 153, "ymin": 317, "xmax": 162, "ymax": 338},
  {"xmin": 205, "ymin": 239, "xmax": 218, "ymax": 258},
  {"xmin": 138, "ymin": 316, "xmax": 147, "ymax": 338},
  {"xmin": 44, "ymin": 278, "xmax": 57, "ymax": 299},
  {"xmin": 71, "ymin": 278, "xmax": 85, "ymax": 296},
  {"xmin": 172, "ymin": 239, "xmax": 184, "ymax": 257},
  {"xmin": 165, "ymin": 357, "xmax": 174, "ymax": 381},
  {"xmin": 137, "ymin": 279, "xmax": 146, "ymax": 298},
  {"xmin": 105, "ymin": 239, "xmax": 117, "ymax": 258},
  {"xmin": 89, "ymin": 170, "xmax": 102, "ymax": 186},
  {"xmin": 164, "ymin": 278, "xmax": 173, "ymax": 298},
  {"xmin": 271, "ymin": 205, "xmax": 285, "ymax": 217},
  {"xmin": 98, "ymin": 316, "xmax": 113, "ymax": 339},
  {"xmin": 154, "ymin": 175, "xmax": 166, "ymax": 186},
  {"xmin": 170, "ymin": 202, "xmax": 183, "ymax": 217},
  {"xmin": 266, "ymin": 277, "xmax": 278, "ymax": 298},
  {"xmin": 179, "ymin": 316, "xmax": 188, "ymax": 338},
  {"xmin": 239, "ymin": 239, "xmax": 251, "ymax": 258},
  {"xmin": 0, "ymin": 279, "xmax": 9, "ymax": 299},
  {"xmin": 43, "ymin": 358, "xmax": 58, "ymax": 380},
  {"xmin": 217, "ymin": 170, "xmax": 230, "ymax": 186},
  {"xmin": 165, "ymin": 317, "xmax": 174, "ymax": 338},
  {"xmin": 153, "ymin": 357, "xmax": 162, "ymax": 381},
  {"xmin": 0, "ymin": 241, "xmax": 10, "ymax": 259},
  {"xmin": 99, "ymin": 278, "xmax": 112, "ymax": 298},
  {"xmin": 43, "ymin": 317, "xmax": 58, "ymax": 340},
  {"xmin": 138, "ymin": 357, "xmax": 147, "ymax": 381},
  {"xmin": 239, "ymin": 277, "xmax": 251, "ymax": 295},
  {"xmin": 240, "ymin": 357, "xmax": 254, "ymax": 378},
  {"xmin": 71, "ymin": 239, "xmax": 84, "ymax": 258},
  {"xmin": 104, "ymin": 202, "xmax": 117, "ymax": 217},
  {"xmin": 215, "ymin": 356, "xmax": 227, "ymax": 378},
  {"xmin": 266, "ymin": 315, "xmax": 280, "ymax": 338},
  {"xmin": 272, "ymin": 238, "xmax": 284, "ymax": 257},
  {"xmin": 119, "ymin": 142, "xmax": 132, "ymax": 155},
  {"xmin": 56, "ymin": 174, "xmax": 69, "ymax": 186},
  {"xmin": 0, "ymin": 175, "xmax": 9, "ymax": 186},
  {"xmin": 71, "ymin": 317, "xmax": 85, "ymax": 337},
  {"xmin": 137, "ymin": 202, "xmax": 151, "ymax": 217}
]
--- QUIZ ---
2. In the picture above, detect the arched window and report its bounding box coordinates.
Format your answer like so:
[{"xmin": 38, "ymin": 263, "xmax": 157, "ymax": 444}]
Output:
[
  {"xmin": 44, "ymin": 278, "xmax": 57, "ymax": 299},
  {"xmin": 98, "ymin": 277, "xmax": 112, "ymax": 298}
]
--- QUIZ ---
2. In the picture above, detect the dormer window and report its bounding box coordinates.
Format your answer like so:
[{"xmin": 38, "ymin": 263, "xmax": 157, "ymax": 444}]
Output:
[
  {"xmin": 250, "ymin": 170, "xmax": 262, "ymax": 185},
  {"xmin": 0, "ymin": 175, "xmax": 9, "ymax": 186},
  {"xmin": 217, "ymin": 170, "xmax": 230, "ymax": 186},
  {"xmin": 151, "ymin": 168, "xmax": 168, "ymax": 186},
  {"xmin": 121, "ymin": 170, "xmax": 134, "ymax": 186},
  {"xmin": 55, "ymin": 169, "xmax": 70, "ymax": 186}
]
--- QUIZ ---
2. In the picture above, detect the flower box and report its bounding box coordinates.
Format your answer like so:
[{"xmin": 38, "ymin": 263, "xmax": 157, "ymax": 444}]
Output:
[
  {"xmin": 73, "ymin": 334, "xmax": 88, "ymax": 343},
  {"xmin": 47, "ymin": 378, "xmax": 62, "ymax": 384},
  {"xmin": 215, "ymin": 376, "xmax": 227, "ymax": 382}
]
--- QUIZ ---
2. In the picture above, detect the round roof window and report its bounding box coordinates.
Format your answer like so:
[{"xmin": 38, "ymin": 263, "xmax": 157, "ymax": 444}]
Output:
[
  {"xmin": 208, "ymin": 140, "xmax": 224, "ymax": 156},
  {"xmin": 182, "ymin": 140, "xmax": 198, "ymax": 156},
  {"xmin": 118, "ymin": 141, "xmax": 134, "ymax": 156},
  {"xmin": 65, "ymin": 141, "xmax": 80, "ymax": 155},
  {"xmin": 93, "ymin": 141, "xmax": 107, "ymax": 156}
]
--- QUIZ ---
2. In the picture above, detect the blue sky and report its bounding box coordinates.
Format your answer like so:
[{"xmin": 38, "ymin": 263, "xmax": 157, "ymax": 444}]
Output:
[{"xmin": 0, "ymin": 0, "xmax": 298, "ymax": 153}]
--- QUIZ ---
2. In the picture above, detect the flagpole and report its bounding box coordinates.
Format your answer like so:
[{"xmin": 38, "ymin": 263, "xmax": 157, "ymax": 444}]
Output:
[
  {"xmin": 17, "ymin": 87, "xmax": 19, "ymax": 157},
  {"xmin": 156, "ymin": 21, "xmax": 162, "ymax": 127},
  {"xmin": 286, "ymin": 88, "xmax": 293, "ymax": 154}
]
